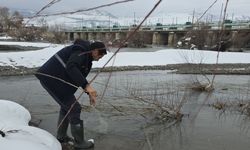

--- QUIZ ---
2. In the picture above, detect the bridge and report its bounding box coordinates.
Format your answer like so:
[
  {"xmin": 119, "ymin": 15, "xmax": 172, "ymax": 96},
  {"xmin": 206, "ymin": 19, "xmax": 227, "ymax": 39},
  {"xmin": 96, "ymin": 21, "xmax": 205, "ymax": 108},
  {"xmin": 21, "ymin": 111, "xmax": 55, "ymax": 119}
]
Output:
[{"xmin": 64, "ymin": 22, "xmax": 250, "ymax": 48}]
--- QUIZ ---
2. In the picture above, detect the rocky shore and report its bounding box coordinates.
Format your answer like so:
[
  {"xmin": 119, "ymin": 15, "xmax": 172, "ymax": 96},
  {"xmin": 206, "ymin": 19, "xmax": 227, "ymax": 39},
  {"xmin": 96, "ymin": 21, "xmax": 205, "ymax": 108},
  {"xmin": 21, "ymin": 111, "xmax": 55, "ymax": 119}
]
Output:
[{"xmin": 1, "ymin": 63, "xmax": 250, "ymax": 76}]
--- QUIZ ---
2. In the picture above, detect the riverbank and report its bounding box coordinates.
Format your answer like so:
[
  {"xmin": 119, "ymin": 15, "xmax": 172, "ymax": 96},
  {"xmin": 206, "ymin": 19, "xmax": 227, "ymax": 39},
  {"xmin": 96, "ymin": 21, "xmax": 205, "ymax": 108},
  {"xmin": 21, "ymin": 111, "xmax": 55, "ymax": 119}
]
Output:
[{"xmin": 1, "ymin": 63, "xmax": 250, "ymax": 76}]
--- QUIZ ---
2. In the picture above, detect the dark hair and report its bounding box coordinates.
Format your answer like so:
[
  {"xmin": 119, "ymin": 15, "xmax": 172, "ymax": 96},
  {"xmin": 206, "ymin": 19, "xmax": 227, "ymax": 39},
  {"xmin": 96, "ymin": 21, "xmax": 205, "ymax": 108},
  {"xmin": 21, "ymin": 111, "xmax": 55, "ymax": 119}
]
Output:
[
  {"xmin": 90, "ymin": 41, "xmax": 107, "ymax": 55},
  {"xmin": 74, "ymin": 39, "xmax": 90, "ymax": 46}
]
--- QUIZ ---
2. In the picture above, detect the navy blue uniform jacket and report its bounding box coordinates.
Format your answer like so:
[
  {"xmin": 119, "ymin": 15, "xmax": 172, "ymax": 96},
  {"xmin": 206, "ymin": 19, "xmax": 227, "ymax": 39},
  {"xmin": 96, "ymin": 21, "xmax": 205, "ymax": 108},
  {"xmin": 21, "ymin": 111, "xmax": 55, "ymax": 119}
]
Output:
[{"xmin": 35, "ymin": 40, "xmax": 93, "ymax": 99}]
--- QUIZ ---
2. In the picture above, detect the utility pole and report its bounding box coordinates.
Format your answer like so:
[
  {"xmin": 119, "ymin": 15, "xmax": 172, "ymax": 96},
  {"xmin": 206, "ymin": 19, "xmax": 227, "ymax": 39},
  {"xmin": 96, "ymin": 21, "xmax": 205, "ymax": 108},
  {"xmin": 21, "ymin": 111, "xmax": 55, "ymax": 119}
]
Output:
[
  {"xmin": 210, "ymin": 14, "xmax": 213, "ymax": 23},
  {"xmin": 81, "ymin": 15, "xmax": 83, "ymax": 30},
  {"xmin": 133, "ymin": 12, "xmax": 136, "ymax": 25},
  {"xmin": 219, "ymin": 2, "xmax": 224, "ymax": 27},
  {"xmin": 109, "ymin": 16, "xmax": 111, "ymax": 31},
  {"xmin": 221, "ymin": 0, "xmax": 230, "ymax": 30},
  {"xmin": 192, "ymin": 9, "xmax": 195, "ymax": 25}
]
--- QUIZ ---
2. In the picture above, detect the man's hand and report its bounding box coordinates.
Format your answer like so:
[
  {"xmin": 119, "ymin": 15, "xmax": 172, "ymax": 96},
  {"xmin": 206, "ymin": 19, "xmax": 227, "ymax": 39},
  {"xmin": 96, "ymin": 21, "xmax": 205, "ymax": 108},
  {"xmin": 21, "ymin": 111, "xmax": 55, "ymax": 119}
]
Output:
[
  {"xmin": 85, "ymin": 84, "xmax": 97, "ymax": 106},
  {"xmin": 88, "ymin": 95, "xmax": 96, "ymax": 106}
]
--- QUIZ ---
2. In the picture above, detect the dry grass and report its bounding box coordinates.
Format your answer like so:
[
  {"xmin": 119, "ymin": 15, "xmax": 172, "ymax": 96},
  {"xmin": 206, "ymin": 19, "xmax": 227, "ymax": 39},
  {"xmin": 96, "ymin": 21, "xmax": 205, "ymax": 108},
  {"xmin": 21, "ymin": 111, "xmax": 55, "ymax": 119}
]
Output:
[
  {"xmin": 210, "ymin": 100, "xmax": 250, "ymax": 116},
  {"xmin": 121, "ymin": 79, "xmax": 185, "ymax": 124},
  {"xmin": 191, "ymin": 82, "xmax": 214, "ymax": 92},
  {"xmin": 238, "ymin": 102, "xmax": 250, "ymax": 116},
  {"xmin": 210, "ymin": 101, "xmax": 227, "ymax": 110}
]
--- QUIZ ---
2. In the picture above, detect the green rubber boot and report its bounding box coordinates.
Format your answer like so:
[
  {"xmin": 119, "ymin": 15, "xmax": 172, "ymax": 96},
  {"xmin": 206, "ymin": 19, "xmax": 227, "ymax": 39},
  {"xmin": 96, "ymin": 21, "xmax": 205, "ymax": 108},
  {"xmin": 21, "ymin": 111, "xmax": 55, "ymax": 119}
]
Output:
[
  {"xmin": 71, "ymin": 121, "xmax": 94, "ymax": 149},
  {"xmin": 56, "ymin": 112, "xmax": 73, "ymax": 143}
]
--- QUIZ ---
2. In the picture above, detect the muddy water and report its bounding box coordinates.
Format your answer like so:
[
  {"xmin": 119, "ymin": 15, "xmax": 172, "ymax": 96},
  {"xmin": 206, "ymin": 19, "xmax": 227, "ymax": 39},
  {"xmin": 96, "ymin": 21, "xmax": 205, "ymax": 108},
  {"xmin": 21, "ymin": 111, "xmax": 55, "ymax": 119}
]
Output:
[{"xmin": 0, "ymin": 71, "xmax": 250, "ymax": 150}]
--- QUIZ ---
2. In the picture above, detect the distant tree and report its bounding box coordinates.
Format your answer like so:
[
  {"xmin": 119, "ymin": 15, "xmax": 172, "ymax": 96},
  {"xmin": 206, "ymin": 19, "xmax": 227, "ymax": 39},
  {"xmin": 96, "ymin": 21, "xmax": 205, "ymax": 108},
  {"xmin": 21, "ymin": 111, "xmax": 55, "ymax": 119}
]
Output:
[
  {"xmin": 231, "ymin": 32, "xmax": 250, "ymax": 50},
  {"xmin": 10, "ymin": 11, "xmax": 23, "ymax": 29},
  {"xmin": 0, "ymin": 7, "xmax": 23, "ymax": 33},
  {"xmin": 37, "ymin": 18, "xmax": 48, "ymax": 31},
  {"xmin": 42, "ymin": 24, "xmax": 67, "ymax": 43},
  {"xmin": 189, "ymin": 23, "xmax": 211, "ymax": 50},
  {"xmin": 0, "ymin": 7, "xmax": 10, "ymax": 32},
  {"xmin": 127, "ymin": 32, "xmax": 149, "ymax": 48},
  {"xmin": 0, "ymin": 24, "xmax": 3, "ymax": 32}
]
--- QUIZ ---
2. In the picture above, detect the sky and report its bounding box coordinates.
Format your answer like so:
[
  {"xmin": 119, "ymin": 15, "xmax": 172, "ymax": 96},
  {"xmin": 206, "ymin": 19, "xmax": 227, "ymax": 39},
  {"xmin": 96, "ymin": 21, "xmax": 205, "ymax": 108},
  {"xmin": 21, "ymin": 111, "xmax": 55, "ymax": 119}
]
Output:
[{"xmin": 0, "ymin": 0, "xmax": 250, "ymax": 17}]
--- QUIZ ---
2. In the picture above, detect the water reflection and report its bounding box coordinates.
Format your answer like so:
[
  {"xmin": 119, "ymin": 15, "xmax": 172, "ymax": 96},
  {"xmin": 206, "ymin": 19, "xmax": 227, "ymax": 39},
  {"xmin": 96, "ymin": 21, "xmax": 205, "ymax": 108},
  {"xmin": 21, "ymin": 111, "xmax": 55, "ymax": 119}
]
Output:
[{"xmin": 0, "ymin": 71, "xmax": 250, "ymax": 150}]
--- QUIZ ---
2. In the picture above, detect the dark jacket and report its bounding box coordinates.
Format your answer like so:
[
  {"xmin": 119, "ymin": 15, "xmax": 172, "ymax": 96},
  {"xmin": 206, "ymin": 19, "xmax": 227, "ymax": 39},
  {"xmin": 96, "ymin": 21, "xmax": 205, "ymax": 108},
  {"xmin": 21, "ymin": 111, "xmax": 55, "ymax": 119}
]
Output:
[{"xmin": 35, "ymin": 40, "xmax": 93, "ymax": 99}]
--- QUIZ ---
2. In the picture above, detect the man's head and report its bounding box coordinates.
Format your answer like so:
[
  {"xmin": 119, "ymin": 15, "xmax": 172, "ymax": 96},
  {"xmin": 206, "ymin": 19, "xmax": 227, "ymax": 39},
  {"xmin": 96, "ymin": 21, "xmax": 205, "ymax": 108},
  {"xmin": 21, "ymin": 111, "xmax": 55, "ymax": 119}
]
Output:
[{"xmin": 90, "ymin": 41, "xmax": 107, "ymax": 61}]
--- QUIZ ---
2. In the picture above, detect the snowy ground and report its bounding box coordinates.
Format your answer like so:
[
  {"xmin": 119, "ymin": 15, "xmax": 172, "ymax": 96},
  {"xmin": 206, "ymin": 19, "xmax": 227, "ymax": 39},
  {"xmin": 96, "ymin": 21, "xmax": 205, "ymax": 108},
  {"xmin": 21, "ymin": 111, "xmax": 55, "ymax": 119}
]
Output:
[
  {"xmin": 0, "ymin": 99, "xmax": 61, "ymax": 150},
  {"xmin": 0, "ymin": 36, "xmax": 13, "ymax": 40},
  {"xmin": 1, "ymin": 41, "xmax": 250, "ymax": 69}
]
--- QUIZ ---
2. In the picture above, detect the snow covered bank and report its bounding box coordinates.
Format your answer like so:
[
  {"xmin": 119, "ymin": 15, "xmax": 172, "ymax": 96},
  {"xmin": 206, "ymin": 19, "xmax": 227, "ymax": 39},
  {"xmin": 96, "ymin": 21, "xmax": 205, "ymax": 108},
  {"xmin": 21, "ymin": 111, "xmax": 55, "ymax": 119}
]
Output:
[
  {"xmin": 95, "ymin": 49, "xmax": 250, "ymax": 68},
  {"xmin": 0, "ymin": 41, "xmax": 54, "ymax": 48},
  {"xmin": 1, "ymin": 41, "xmax": 250, "ymax": 68},
  {"xmin": 0, "ymin": 36, "xmax": 13, "ymax": 40},
  {"xmin": 0, "ymin": 100, "xmax": 61, "ymax": 150}
]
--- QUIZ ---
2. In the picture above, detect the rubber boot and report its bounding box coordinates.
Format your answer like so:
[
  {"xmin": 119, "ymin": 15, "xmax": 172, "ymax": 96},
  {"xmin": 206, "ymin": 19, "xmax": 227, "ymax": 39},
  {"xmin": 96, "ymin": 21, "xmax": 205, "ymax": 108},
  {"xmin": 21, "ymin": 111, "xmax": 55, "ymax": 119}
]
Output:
[
  {"xmin": 71, "ymin": 120, "xmax": 94, "ymax": 149},
  {"xmin": 56, "ymin": 112, "xmax": 73, "ymax": 143}
]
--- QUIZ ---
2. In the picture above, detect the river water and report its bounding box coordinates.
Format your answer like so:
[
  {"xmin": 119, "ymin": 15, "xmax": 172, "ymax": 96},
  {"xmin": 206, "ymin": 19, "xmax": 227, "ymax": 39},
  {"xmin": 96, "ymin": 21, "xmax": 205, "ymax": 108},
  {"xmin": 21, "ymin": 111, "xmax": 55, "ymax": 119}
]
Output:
[{"xmin": 0, "ymin": 71, "xmax": 250, "ymax": 150}]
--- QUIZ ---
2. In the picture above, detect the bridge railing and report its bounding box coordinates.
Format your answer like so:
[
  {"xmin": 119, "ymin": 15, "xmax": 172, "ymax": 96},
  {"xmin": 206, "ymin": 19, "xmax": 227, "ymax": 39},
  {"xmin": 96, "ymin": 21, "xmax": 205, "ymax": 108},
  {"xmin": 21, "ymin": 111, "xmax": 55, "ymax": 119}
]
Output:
[{"xmin": 66, "ymin": 22, "xmax": 250, "ymax": 32}]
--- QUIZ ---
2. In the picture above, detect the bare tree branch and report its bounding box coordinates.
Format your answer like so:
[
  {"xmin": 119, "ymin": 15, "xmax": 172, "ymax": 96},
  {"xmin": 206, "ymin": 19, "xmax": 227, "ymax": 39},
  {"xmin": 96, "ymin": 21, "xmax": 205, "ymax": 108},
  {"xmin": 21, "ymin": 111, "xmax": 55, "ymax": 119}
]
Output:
[
  {"xmin": 36, "ymin": 0, "xmax": 163, "ymax": 131},
  {"xmin": 211, "ymin": 0, "xmax": 230, "ymax": 86},
  {"xmin": 26, "ymin": 0, "xmax": 62, "ymax": 24},
  {"xmin": 33, "ymin": 0, "xmax": 62, "ymax": 18},
  {"xmin": 197, "ymin": 0, "xmax": 218, "ymax": 22},
  {"xmin": 89, "ymin": 0, "xmax": 163, "ymax": 84},
  {"xmin": 29, "ymin": 0, "xmax": 135, "ymax": 18}
]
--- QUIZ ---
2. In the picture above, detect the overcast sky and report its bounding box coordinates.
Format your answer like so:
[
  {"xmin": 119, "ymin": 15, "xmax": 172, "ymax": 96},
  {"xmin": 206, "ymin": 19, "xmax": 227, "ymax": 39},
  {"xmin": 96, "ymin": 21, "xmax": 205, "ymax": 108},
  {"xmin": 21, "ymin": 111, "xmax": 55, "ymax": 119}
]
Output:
[{"xmin": 1, "ymin": 0, "xmax": 250, "ymax": 17}]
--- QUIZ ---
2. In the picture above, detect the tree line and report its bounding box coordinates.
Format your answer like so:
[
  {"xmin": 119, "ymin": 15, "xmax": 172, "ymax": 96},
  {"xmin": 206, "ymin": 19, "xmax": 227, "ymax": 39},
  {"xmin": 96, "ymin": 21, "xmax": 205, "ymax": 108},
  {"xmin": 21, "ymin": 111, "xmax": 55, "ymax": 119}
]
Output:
[{"xmin": 0, "ymin": 6, "xmax": 66, "ymax": 43}]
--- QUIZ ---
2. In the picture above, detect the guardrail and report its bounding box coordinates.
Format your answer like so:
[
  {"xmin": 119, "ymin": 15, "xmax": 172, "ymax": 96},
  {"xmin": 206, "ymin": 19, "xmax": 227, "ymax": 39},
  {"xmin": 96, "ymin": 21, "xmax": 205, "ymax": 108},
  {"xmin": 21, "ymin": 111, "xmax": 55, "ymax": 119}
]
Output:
[{"xmin": 66, "ymin": 22, "xmax": 250, "ymax": 32}]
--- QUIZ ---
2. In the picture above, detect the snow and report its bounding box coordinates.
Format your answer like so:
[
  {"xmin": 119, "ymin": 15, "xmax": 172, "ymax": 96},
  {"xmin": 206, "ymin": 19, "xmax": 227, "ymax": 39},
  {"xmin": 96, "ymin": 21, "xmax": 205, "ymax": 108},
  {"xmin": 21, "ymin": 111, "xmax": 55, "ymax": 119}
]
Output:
[
  {"xmin": 0, "ymin": 41, "xmax": 65, "ymax": 68},
  {"xmin": 1, "ymin": 41, "xmax": 250, "ymax": 68},
  {"xmin": 95, "ymin": 49, "xmax": 250, "ymax": 67},
  {"xmin": 0, "ymin": 36, "xmax": 13, "ymax": 40},
  {"xmin": 0, "ymin": 99, "xmax": 61, "ymax": 150},
  {"xmin": 0, "ymin": 41, "xmax": 55, "ymax": 47}
]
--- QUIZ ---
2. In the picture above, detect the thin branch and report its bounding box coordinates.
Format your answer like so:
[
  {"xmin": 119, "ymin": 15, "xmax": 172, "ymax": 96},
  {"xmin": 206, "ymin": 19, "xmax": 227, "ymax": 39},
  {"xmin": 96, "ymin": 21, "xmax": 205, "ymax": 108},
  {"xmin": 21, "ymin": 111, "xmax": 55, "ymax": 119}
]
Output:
[
  {"xmin": 191, "ymin": 92, "xmax": 213, "ymax": 122},
  {"xmin": 26, "ymin": 0, "xmax": 62, "ymax": 24},
  {"xmin": 143, "ymin": 130, "xmax": 153, "ymax": 150},
  {"xmin": 197, "ymin": 0, "xmax": 218, "ymax": 22},
  {"xmin": 211, "ymin": 0, "xmax": 230, "ymax": 86},
  {"xmin": 34, "ymin": 72, "xmax": 85, "ymax": 130},
  {"xmin": 36, "ymin": 0, "xmax": 163, "ymax": 131},
  {"xmin": 99, "ymin": 55, "xmax": 117, "ymax": 102},
  {"xmin": 29, "ymin": 0, "xmax": 135, "ymax": 18},
  {"xmin": 89, "ymin": 0, "xmax": 163, "ymax": 84},
  {"xmin": 57, "ymin": 95, "xmax": 81, "ymax": 130},
  {"xmin": 35, "ymin": 72, "xmax": 79, "ymax": 89},
  {"xmin": 33, "ymin": 0, "xmax": 62, "ymax": 18}
]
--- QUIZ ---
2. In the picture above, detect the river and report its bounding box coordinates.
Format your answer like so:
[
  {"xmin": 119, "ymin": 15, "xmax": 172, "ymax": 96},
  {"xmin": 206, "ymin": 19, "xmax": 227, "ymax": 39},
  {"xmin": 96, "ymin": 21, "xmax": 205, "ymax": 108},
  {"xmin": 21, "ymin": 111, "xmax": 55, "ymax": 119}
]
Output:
[{"xmin": 0, "ymin": 71, "xmax": 250, "ymax": 150}]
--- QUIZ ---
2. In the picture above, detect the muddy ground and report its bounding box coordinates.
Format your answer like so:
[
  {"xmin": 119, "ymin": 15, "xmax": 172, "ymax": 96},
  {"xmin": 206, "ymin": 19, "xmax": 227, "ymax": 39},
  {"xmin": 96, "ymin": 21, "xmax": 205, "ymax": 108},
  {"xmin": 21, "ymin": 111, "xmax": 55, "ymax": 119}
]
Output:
[{"xmin": 1, "ymin": 63, "xmax": 250, "ymax": 77}]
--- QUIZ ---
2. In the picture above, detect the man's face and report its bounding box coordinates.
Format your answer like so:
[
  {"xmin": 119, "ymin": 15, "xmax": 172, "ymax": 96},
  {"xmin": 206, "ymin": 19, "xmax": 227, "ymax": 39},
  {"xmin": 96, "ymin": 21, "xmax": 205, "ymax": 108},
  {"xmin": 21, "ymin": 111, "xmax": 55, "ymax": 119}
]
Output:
[{"xmin": 92, "ymin": 49, "xmax": 105, "ymax": 61}]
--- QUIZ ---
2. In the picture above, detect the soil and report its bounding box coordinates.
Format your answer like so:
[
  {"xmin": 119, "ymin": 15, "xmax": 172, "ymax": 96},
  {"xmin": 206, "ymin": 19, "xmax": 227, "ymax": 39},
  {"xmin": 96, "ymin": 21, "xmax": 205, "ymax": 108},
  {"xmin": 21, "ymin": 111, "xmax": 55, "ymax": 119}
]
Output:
[
  {"xmin": 1, "ymin": 63, "xmax": 250, "ymax": 76},
  {"xmin": 0, "ymin": 44, "xmax": 45, "ymax": 51}
]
